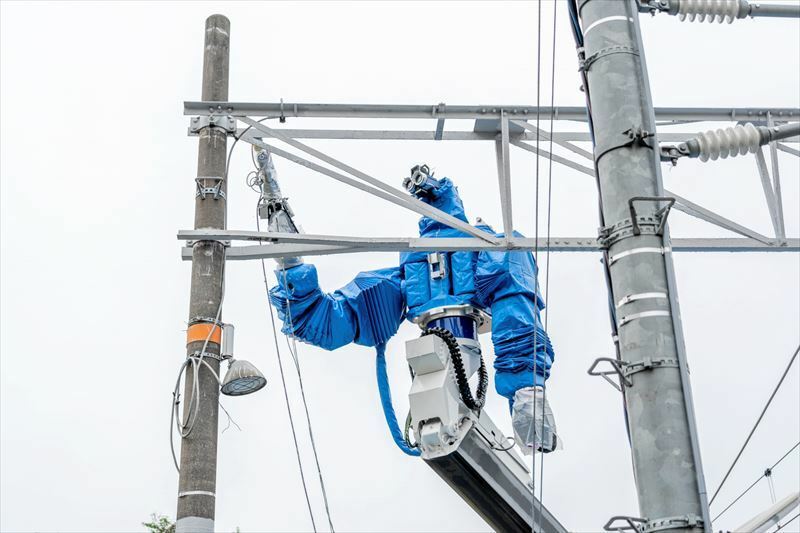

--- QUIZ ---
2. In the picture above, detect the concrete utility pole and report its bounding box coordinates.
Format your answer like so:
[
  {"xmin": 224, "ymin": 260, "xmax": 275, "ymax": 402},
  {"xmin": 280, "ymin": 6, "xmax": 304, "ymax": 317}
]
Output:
[
  {"xmin": 176, "ymin": 14, "xmax": 230, "ymax": 533},
  {"xmin": 578, "ymin": 1, "xmax": 710, "ymax": 531}
]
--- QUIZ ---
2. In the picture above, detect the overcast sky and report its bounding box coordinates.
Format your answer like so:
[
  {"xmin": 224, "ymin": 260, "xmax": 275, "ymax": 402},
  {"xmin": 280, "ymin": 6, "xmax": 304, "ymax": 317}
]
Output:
[{"xmin": 1, "ymin": 2, "xmax": 799, "ymax": 532}]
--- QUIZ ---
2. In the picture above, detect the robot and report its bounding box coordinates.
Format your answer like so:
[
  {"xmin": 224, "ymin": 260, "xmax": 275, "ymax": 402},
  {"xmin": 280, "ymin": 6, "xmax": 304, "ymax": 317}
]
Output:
[{"xmin": 262, "ymin": 156, "xmax": 560, "ymax": 455}]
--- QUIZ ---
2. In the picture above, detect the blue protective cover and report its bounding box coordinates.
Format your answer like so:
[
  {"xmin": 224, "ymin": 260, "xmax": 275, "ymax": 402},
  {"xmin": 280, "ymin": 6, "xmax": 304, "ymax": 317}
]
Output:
[
  {"xmin": 269, "ymin": 264, "xmax": 404, "ymax": 350},
  {"xmin": 270, "ymin": 175, "xmax": 555, "ymax": 408}
]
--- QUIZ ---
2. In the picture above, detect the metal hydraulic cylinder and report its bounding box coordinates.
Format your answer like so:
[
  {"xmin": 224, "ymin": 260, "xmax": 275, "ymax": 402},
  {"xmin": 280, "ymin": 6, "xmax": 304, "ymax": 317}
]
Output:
[{"xmin": 578, "ymin": 0, "xmax": 709, "ymax": 529}]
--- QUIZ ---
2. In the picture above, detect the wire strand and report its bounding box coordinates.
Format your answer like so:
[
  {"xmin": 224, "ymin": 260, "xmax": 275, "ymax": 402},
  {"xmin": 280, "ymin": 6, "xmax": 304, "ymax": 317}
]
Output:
[
  {"xmin": 711, "ymin": 441, "xmax": 799, "ymax": 523},
  {"xmin": 710, "ymin": 345, "xmax": 800, "ymax": 505},
  {"xmin": 257, "ymin": 208, "xmax": 318, "ymax": 533},
  {"xmin": 279, "ymin": 267, "xmax": 336, "ymax": 533},
  {"xmin": 538, "ymin": 0, "xmax": 558, "ymax": 520}
]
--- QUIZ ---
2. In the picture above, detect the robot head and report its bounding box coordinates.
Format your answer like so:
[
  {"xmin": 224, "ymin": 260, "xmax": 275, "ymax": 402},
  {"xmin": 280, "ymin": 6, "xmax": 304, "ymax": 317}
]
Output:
[{"xmin": 403, "ymin": 164, "xmax": 440, "ymax": 198}]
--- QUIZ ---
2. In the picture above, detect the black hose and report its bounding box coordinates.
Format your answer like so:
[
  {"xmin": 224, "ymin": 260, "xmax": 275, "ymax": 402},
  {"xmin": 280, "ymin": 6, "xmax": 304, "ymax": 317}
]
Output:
[{"xmin": 422, "ymin": 327, "xmax": 488, "ymax": 411}]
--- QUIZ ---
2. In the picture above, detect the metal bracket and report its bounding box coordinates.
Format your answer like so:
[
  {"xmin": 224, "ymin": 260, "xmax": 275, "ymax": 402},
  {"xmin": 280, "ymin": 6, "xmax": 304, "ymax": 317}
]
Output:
[
  {"xmin": 603, "ymin": 515, "xmax": 646, "ymax": 532},
  {"xmin": 195, "ymin": 177, "xmax": 226, "ymax": 200},
  {"xmin": 595, "ymin": 125, "xmax": 655, "ymax": 165},
  {"xmin": 598, "ymin": 218, "xmax": 665, "ymax": 249},
  {"xmin": 623, "ymin": 356, "xmax": 679, "ymax": 379},
  {"xmin": 188, "ymin": 316, "xmax": 225, "ymax": 328},
  {"xmin": 643, "ymin": 514, "xmax": 703, "ymax": 533},
  {"xmin": 188, "ymin": 350, "xmax": 224, "ymax": 362},
  {"xmin": 428, "ymin": 252, "xmax": 447, "ymax": 280},
  {"xmin": 588, "ymin": 357, "xmax": 633, "ymax": 392},
  {"xmin": 629, "ymin": 196, "xmax": 675, "ymax": 236},
  {"xmin": 434, "ymin": 103, "xmax": 446, "ymax": 141},
  {"xmin": 581, "ymin": 45, "xmax": 639, "ymax": 72},
  {"xmin": 188, "ymin": 115, "xmax": 237, "ymax": 135}
]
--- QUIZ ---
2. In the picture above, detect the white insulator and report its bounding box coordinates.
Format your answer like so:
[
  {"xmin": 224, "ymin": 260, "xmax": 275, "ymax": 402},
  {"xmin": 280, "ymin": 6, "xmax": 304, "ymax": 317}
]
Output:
[
  {"xmin": 677, "ymin": 0, "xmax": 740, "ymax": 24},
  {"xmin": 696, "ymin": 123, "xmax": 760, "ymax": 162}
]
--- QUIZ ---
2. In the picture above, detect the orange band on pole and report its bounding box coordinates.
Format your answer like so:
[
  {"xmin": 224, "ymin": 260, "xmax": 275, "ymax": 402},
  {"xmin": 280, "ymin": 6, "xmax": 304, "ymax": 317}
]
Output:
[{"xmin": 187, "ymin": 323, "xmax": 222, "ymax": 345}]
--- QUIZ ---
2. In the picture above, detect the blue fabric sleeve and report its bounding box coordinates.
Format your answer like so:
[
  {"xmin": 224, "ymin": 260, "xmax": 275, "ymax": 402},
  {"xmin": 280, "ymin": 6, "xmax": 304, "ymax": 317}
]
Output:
[
  {"xmin": 475, "ymin": 242, "xmax": 554, "ymax": 400},
  {"xmin": 269, "ymin": 264, "xmax": 405, "ymax": 350}
]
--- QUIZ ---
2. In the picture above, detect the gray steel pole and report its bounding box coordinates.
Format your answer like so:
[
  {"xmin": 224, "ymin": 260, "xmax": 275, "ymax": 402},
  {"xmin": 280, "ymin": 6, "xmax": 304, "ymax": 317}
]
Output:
[
  {"xmin": 578, "ymin": 1, "xmax": 709, "ymax": 531},
  {"xmin": 176, "ymin": 14, "xmax": 230, "ymax": 533}
]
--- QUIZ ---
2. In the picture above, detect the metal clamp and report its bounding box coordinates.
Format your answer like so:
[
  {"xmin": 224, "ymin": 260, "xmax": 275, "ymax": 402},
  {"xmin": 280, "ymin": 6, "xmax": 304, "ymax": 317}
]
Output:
[
  {"xmin": 195, "ymin": 177, "xmax": 226, "ymax": 200},
  {"xmin": 188, "ymin": 316, "xmax": 225, "ymax": 328},
  {"xmin": 188, "ymin": 350, "xmax": 224, "ymax": 362},
  {"xmin": 581, "ymin": 45, "xmax": 639, "ymax": 72},
  {"xmin": 623, "ymin": 356, "xmax": 679, "ymax": 379},
  {"xmin": 595, "ymin": 125, "xmax": 655, "ymax": 165},
  {"xmin": 188, "ymin": 115, "xmax": 236, "ymax": 135},
  {"xmin": 643, "ymin": 514, "xmax": 703, "ymax": 533},
  {"xmin": 178, "ymin": 490, "xmax": 216, "ymax": 498},
  {"xmin": 616, "ymin": 292, "xmax": 668, "ymax": 309},
  {"xmin": 608, "ymin": 246, "xmax": 670, "ymax": 266},
  {"xmin": 588, "ymin": 357, "xmax": 633, "ymax": 392},
  {"xmin": 598, "ymin": 218, "xmax": 666, "ymax": 249},
  {"xmin": 618, "ymin": 310, "xmax": 671, "ymax": 328},
  {"xmin": 629, "ymin": 196, "xmax": 675, "ymax": 236},
  {"xmin": 604, "ymin": 515, "xmax": 646, "ymax": 532}
]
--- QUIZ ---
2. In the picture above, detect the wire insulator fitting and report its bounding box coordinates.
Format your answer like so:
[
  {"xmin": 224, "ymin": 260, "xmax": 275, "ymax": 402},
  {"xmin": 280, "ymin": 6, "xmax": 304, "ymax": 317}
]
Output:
[
  {"xmin": 677, "ymin": 0, "xmax": 743, "ymax": 23},
  {"xmin": 687, "ymin": 123, "xmax": 761, "ymax": 162}
]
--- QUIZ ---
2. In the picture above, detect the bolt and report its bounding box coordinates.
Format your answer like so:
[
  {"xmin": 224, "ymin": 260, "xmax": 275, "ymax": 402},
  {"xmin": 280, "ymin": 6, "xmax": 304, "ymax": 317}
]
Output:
[{"xmin": 193, "ymin": 117, "xmax": 199, "ymax": 122}]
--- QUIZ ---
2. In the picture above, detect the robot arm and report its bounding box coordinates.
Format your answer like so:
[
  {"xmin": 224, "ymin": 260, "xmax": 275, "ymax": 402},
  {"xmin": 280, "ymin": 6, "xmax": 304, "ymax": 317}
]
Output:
[
  {"xmin": 255, "ymin": 146, "xmax": 405, "ymax": 350},
  {"xmin": 475, "ymin": 242, "xmax": 554, "ymax": 401},
  {"xmin": 270, "ymin": 264, "xmax": 405, "ymax": 350}
]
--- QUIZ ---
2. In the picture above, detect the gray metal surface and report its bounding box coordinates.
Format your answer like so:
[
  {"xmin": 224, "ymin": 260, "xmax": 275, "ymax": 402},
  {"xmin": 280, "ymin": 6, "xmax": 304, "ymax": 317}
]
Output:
[
  {"xmin": 185, "ymin": 101, "xmax": 800, "ymax": 121},
  {"xmin": 426, "ymin": 421, "xmax": 567, "ymax": 533},
  {"xmin": 178, "ymin": 232, "xmax": 800, "ymax": 260},
  {"xmin": 240, "ymin": 130, "xmax": 499, "ymax": 244},
  {"xmin": 496, "ymin": 114, "xmax": 514, "ymax": 237},
  {"xmin": 176, "ymin": 14, "xmax": 229, "ymax": 532},
  {"xmin": 235, "ymin": 128, "xmax": 798, "ymax": 143},
  {"xmin": 579, "ymin": 1, "xmax": 707, "ymax": 529}
]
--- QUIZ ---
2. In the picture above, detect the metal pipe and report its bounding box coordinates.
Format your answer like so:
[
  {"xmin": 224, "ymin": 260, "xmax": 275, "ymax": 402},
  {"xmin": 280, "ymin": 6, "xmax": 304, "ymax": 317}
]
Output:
[
  {"xmin": 184, "ymin": 101, "xmax": 800, "ymax": 122},
  {"xmin": 747, "ymin": 2, "xmax": 800, "ymax": 18},
  {"xmin": 176, "ymin": 14, "xmax": 229, "ymax": 533}
]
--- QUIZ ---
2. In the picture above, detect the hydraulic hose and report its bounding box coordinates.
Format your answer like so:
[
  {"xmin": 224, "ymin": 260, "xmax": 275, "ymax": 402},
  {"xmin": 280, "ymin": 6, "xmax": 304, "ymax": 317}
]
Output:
[
  {"xmin": 375, "ymin": 343, "xmax": 421, "ymax": 456},
  {"xmin": 422, "ymin": 327, "xmax": 488, "ymax": 411}
]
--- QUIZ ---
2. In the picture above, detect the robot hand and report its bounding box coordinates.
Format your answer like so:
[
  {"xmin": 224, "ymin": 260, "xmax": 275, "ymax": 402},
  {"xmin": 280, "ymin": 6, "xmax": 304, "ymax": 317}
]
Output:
[{"xmin": 511, "ymin": 387, "xmax": 562, "ymax": 454}]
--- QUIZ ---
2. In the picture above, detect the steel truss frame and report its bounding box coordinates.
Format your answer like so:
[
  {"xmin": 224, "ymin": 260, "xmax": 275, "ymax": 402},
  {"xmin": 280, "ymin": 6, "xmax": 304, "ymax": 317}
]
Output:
[{"xmin": 180, "ymin": 102, "xmax": 799, "ymax": 258}]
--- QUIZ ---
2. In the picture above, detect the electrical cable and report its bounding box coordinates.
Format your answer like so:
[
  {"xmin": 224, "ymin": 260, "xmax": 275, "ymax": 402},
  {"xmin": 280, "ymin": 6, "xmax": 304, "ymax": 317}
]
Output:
[
  {"xmin": 710, "ymin": 345, "xmax": 800, "ymax": 505},
  {"xmin": 711, "ymin": 441, "xmax": 799, "ymax": 523},
  {"xmin": 531, "ymin": 0, "xmax": 544, "ymax": 517},
  {"xmin": 256, "ymin": 207, "xmax": 318, "ymax": 533},
  {"xmin": 170, "ymin": 118, "xmax": 275, "ymax": 473},
  {"xmin": 775, "ymin": 512, "xmax": 799, "ymax": 531},
  {"xmin": 252, "ymin": 148, "xmax": 336, "ymax": 532},
  {"xmin": 279, "ymin": 267, "xmax": 337, "ymax": 532},
  {"xmin": 567, "ymin": 0, "xmax": 632, "ymax": 447},
  {"xmin": 538, "ymin": 0, "xmax": 558, "ymax": 520},
  {"xmin": 421, "ymin": 327, "xmax": 488, "ymax": 410}
]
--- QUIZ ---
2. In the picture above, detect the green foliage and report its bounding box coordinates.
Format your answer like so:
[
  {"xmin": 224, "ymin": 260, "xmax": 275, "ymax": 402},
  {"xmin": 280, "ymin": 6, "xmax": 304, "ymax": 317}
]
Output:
[{"xmin": 142, "ymin": 514, "xmax": 175, "ymax": 533}]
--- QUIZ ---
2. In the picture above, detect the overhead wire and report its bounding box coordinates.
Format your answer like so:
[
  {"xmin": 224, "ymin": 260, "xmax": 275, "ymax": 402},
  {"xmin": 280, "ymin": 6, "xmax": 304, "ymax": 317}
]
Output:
[
  {"xmin": 256, "ymin": 207, "xmax": 319, "ymax": 533},
  {"xmin": 710, "ymin": 345, "xmax": 800, "ymax": 505},
  {"xmin": 279, "ymin": 267, "xmax": 337, "ymax": 532},
  {"xmin": 531, "ymin": 0, "xmax": 544, "ymax": 522},
  {"xmin": 252, "ymin": 147, "xmax": 336, "ymax": 532},
  {"xmin": 775, "ymin": 512, "xmax": 799, "ymax": 531},
  {"xmin": 538, "ymin": 0, "xmax": 558, "ymax": 521},
  {"xmin": 566, "ymin": 0, "xmax": 633, "ymax": 447},
  {"xmin": 711, "ymin": 441, "xmax": 799, "ymax": 523}
]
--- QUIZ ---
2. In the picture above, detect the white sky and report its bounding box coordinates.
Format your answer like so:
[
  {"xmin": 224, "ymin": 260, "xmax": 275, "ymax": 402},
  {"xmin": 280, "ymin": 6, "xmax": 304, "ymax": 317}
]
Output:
[{"xmin": 1, "ymin": 2, "xmax": 799, "ymax": 532}]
